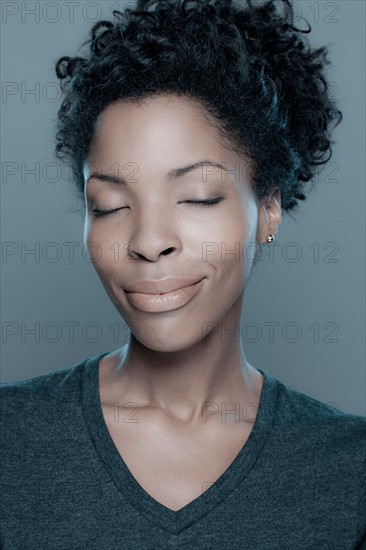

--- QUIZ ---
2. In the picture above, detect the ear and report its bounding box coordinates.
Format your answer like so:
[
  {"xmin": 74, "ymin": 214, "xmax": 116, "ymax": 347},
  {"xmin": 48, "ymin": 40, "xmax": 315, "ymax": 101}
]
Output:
[{"xmin": 256, "ymin": 187, "xmax": 282, "ymax": 244}]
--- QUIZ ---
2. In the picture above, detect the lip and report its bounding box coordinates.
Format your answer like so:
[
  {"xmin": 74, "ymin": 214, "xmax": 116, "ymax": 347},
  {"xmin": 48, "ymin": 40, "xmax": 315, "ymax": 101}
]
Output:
[
  {"xmin": 124, "ymin": 278, "xmax": 205, "ymax": 313},
  {"xmin": 124, "ymin": 277, "xmax": 205, "ymax": 295}
]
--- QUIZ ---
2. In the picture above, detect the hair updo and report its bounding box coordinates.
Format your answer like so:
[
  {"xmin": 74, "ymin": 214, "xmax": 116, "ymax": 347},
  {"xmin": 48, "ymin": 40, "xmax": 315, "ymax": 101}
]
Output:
[{"xmin": 54, "ymin": 0, "xmax": 342, "ymax": 214}]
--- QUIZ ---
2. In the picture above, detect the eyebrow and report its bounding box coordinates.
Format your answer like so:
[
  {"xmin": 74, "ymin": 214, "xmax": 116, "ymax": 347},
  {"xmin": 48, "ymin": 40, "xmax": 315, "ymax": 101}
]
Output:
[{"xmin": 86, "ymin": 160, "xmax": 229, "ymax": 186}]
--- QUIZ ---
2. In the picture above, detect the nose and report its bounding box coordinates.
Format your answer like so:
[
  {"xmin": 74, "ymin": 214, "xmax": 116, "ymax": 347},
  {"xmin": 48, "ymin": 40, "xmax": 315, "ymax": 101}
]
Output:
[{"xmin": 126, "ymin": 210, "xmax": 182, "ymax": 262}]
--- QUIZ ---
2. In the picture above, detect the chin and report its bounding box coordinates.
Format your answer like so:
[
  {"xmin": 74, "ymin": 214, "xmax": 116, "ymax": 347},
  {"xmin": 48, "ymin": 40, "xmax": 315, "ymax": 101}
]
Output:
[{"xmin": 128, "ymin": 324, "xmax": 206, "ymax": 354}]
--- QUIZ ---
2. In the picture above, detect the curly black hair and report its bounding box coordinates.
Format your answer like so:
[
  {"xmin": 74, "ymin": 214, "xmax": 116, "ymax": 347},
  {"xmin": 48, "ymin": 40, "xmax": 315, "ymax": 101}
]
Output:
[{"xmin": 53, "ymin": 0, "xmax": 342, "ymax": 214}]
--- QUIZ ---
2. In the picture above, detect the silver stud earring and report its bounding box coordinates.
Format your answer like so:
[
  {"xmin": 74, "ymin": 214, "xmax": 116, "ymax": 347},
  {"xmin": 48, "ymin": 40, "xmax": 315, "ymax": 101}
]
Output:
[{"xmin": 266, "ymin": 234, "xmax": 275, "ymax": 243}]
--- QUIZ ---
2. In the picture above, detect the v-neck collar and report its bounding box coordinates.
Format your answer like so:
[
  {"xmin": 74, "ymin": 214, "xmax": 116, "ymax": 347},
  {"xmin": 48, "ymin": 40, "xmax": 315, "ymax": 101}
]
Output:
[{"xmin": 81, "ymin": 351, "xmax": 279, "ymax": 535}]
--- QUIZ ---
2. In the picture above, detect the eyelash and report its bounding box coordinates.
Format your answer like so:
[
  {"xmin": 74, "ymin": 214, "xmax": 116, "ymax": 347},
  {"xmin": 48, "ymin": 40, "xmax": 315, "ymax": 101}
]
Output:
[{"xmin": 91, "ymin": 198, "xmax": 224, "ymax": 217}]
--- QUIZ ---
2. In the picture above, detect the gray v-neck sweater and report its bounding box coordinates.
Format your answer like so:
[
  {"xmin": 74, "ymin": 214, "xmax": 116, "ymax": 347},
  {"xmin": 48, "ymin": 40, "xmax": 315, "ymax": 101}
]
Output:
[{"xmin": 1, "ymin": 352, "xmax": 365, "ymax": 549}]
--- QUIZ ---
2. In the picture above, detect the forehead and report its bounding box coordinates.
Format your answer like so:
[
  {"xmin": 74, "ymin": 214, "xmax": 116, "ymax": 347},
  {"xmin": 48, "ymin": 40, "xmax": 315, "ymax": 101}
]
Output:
[
  {"xmin": 89, "ymin": 94, "xmax": 222, "ymax": 148},
  {"xmin": 85, "ymin": 94, "xmax": 253, "ymax": 188}
]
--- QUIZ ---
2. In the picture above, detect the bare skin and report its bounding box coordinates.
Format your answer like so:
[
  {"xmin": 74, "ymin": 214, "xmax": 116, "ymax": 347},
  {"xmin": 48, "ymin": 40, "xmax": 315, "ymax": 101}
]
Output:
[
  {"xmin": 83, "ymin": 94, "xmax": 282, "ymax": 511},
  {"xmin": 99, "ymin": 348, "xmax": 265, "ymax": 511}
]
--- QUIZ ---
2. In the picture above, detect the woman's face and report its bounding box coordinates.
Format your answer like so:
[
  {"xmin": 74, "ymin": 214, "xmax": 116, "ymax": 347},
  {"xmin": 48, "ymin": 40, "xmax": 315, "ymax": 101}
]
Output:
[{"xmin": 83, "ymin": 95, "xmax": 271, "ymax": 352}]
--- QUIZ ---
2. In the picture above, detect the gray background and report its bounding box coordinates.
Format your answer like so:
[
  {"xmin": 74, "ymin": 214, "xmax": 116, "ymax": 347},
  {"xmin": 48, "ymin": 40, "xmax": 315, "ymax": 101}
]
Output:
[{"xmin": 1, "ymin": 0, "xmax": 365, "ymax": 415}]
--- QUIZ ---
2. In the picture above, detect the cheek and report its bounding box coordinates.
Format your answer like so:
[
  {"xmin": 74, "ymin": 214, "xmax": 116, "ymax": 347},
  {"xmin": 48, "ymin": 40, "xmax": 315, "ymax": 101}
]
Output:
[
  {"xmin": 203, "ymin": 209, "xmax": 250, "ymax": 265},
  {"xmin": 84, "ymin": 223, "xmax": 124, "ymax": 278}
]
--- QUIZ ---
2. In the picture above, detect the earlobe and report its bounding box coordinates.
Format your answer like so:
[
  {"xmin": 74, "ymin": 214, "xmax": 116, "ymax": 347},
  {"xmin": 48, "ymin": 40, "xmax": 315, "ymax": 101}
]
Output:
[{"xmin": 257, "ymin": 188, "xmax": 282, "ymax": 244}]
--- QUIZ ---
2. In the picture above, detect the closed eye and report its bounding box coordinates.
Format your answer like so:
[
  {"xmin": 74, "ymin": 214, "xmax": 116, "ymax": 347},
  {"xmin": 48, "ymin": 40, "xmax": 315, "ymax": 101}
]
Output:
[
  {"xmin": 91, "ymin": 207, "xmax": 127, "ymax": 217},
  {"xmin": 182, "ymin": 198, "xmax": 224, "ymax": 207},
  {"xmin": 91, "ymin": 198, "xmax": 224, "ymax": 217}
]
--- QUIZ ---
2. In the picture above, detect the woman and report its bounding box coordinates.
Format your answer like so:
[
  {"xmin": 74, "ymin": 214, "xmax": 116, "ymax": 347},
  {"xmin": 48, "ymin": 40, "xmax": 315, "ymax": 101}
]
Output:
[{"xmin": 1, "ymin": 0, "xmax": 365, "ymax": 548}]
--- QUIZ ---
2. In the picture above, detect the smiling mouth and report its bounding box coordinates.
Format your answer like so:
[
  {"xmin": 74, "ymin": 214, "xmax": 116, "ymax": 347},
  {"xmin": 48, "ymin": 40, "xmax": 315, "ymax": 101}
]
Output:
[
  {"xmin": 123, "ymin": 278, "xmax": 205, "ymax": 312},
  {"xmin": 123, "ymin": 277, "xmax": 205, "ymax": 295}
]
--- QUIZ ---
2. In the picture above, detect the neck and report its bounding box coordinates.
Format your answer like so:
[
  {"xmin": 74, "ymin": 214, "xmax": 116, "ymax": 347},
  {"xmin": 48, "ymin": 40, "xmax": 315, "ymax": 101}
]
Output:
[{"xmin": 101, "ymin": 302, "xmax": 263, "ymax": 427}]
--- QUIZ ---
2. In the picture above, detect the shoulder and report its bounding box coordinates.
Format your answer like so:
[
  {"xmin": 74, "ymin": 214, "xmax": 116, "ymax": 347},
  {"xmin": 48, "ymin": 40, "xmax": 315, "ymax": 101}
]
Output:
[
  {"xmin": 274, "ymin": 375, "xmax": 366, "ymax": 426},
  {"xmin": 267, "ymin": 375, "xmax": 366, "ymax": 546},
  {"xmin": 271, "ymin": 374, "xmax": 366, "ymax": 465},
  {"xmin": 1, "ymin": 358, "xmax": 84, "ymax": 401},
  {"xmin": 0, "ymin": 355, "xmax": 94, "ymax": 435}
]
